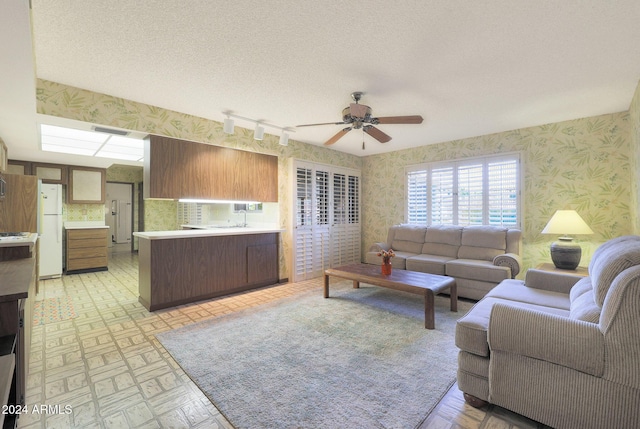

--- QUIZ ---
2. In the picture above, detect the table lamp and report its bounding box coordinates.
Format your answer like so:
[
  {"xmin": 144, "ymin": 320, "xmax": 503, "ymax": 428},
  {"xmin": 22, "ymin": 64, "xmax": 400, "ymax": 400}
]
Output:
[{"xmin": 542, "ymin": 210, "xmax": 594, "ymax": 270}]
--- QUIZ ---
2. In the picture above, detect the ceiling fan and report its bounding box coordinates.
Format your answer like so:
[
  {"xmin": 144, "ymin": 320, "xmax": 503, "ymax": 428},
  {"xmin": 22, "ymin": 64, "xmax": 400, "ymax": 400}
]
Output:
[{"xmin": 296, "ymin": 92, "xmax": 423, "ymax": 149}]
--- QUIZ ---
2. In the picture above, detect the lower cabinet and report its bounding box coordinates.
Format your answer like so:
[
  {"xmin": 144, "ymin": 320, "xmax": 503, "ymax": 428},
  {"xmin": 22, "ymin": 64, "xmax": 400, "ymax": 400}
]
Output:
[
  {"xmin": 65, "ymin": 228, "xmax": 108, "ymax": 273},
  {"xmin": 138, "ymin": 233, "xmax": 279, "ymax": 311}
]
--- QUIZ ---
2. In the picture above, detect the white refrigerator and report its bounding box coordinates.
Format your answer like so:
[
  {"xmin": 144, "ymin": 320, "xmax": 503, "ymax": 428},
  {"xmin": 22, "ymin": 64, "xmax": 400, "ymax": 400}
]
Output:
[{"xmin": 40, "ymin": 183, "xmax": 63, "ymax": 278}]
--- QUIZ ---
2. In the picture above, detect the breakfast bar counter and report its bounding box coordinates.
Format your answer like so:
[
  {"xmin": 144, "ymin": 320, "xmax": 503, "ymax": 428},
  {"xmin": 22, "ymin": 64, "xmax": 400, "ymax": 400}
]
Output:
[{"xmin": 134, "ymin": 228, "xmax": 283, "ymax": 311}]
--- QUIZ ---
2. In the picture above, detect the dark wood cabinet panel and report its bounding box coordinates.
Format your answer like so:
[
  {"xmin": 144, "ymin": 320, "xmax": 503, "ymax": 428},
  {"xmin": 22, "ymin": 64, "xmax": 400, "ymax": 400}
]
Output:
[
  {"xmin": 0, "ymin": 174, "xmax": 38, "ymax": 233},
  {"xmin": 138, "ymin": 233, "xmax": 279, "ymax": 311},
  {"xmin": 144, "ymin": 135, "xmax": 278, "ymax": 202},
  {"xmin": 7, "ymin": 160, "xmax": 31, "ymax": 176}
]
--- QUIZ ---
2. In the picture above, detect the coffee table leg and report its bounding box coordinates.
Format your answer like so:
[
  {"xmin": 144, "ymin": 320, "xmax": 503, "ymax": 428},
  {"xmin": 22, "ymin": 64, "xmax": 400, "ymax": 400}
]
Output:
[
  {"xmin": 353, "ymin": 280, "xmax": 359, "ymax": 289},
  {"xmin": 425, "ymin": 291, "xmax": 435, "ymax": 330},
  {"xmin": 324, "ymin": 274, "xmax": 330, "ymax": 298},
  {"xmin": 450, "ymin": 281, "xmax": 458, "ymax": 312}
]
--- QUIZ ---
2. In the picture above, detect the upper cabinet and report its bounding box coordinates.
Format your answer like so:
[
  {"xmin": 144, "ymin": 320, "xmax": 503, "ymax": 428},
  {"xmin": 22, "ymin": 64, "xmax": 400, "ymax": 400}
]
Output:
[
  {"xmin": 6, "ymin": 160, "xmax": 30, "ymax": 176},
  {"xmin": 68, "ymin": 166, "xmax": 106, "ymax": 204},
  {"xmin": 31, "ymin": 162, "xmax": 67, "ymax": 185},
  {"xmin": 143, "ymin": 135, "xmax": 278, "ymax": 202}
]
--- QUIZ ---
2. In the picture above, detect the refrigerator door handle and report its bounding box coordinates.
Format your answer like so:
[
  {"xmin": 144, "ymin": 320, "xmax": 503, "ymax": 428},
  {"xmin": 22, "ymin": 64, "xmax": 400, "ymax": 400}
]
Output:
[{"xmin": 57, "ymin": 215, "xmax": 62, "ymax": 243}]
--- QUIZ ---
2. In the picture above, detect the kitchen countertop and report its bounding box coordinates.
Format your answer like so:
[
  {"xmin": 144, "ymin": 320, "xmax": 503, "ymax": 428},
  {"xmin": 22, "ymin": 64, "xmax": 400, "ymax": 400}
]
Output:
[
  {"xmin": 134, "ymin": 227, "xmax": 285, "ymax": 240},
  {"xmin": 64, "ymin": 221, "xmax": 109, "ymax": 230},
  {"xmin": 0, "ymin": 233, "xmax": 38, "ymax": 248}
]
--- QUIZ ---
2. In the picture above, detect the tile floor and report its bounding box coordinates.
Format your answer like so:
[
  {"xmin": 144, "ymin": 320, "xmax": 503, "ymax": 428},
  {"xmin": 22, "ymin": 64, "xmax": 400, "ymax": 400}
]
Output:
[{"xmin": 17, "ymin": 252, "xmax": 548, "ymax": 429}]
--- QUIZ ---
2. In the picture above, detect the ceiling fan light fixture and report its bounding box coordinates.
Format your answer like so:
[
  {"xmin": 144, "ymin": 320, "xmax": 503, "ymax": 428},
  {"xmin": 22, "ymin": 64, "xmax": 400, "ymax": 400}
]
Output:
[
  {"xmin": 223, "ymin": 117, "xmax": 235, "ymax": 134},
  {"xmin": 254, "ymin": 123, "xmax": 265, "ymax": 140}
]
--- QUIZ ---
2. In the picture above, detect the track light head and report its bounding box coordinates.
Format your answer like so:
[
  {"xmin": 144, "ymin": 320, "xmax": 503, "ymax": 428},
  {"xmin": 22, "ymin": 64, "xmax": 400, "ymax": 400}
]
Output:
[{"xmin": 254, "ymin": 123, "xmax": 265, "ymax": 140}]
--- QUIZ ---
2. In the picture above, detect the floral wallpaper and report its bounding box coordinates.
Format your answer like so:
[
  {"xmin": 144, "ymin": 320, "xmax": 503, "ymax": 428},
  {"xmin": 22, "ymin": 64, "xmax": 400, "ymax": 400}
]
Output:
[
  {"xmin": 36, "ymin": 79, "xmax": 362, "ymax": 279},
  {"xmin": 36, "ymin": 79, "xmax": 639, "ymax": 280},
  {"xmin": 363, "ymin": 111, "xmax": 632, "ymax": 276},
  {"xmin": 629, "ymin": 80, "xmax": 640, "ymax": 235}
]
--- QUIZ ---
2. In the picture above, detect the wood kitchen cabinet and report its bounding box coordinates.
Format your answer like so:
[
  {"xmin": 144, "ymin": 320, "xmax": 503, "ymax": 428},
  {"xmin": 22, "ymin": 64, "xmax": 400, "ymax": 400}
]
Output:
[
  {"xmin": 65, "ymin": 228, "xmax": 108, "ymax": 273},
  {"xmin": 68, "ymin": 166, "xmax": 106, "ymax": 204},
  {"xmin": 31, "ymin": 162, "xmax": 67, "ymax": 185},
  {"xmin": 6, "ymin": 160, "xmax": 31, "ymax": 176},
  {"xmin": 138, "ymin": 232, "xmax": 279, "ymax": 311},
  {"xmin": 0, "ymin": 256, "xmax": 36, "ymax": 425},
  {"xmin": 144, "ymin": 135, "xmax": 278, "ymax": 202},
  {"xmin": 0, "ymin": 174, "xmax": 38, "ymax": 233}
]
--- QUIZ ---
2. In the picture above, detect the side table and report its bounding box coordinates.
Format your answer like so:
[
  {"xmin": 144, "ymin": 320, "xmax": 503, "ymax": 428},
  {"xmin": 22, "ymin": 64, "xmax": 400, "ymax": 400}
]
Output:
[{"xmin": 536, "ymin": 262, "xmax": 589, "ymax": 277}]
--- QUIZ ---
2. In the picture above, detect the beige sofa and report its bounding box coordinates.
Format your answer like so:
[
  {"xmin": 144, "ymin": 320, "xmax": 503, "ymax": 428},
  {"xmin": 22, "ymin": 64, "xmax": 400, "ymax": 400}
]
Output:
[
  {"xmin": 365, "ymin": 224, "xmax": 522, "ymax": 300},
  {"xmin": 455, "ymin": 235, "xmax": 640, "ymax": 429}
]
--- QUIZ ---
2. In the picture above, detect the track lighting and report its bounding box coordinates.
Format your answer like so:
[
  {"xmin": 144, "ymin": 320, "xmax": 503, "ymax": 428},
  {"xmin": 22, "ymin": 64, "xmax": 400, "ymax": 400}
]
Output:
[
  {"xmin": 223, "ymin": 117, "xmax": 234, "ymax": 134},
  {"xmin": 254, "ymin": 123, "xmax": 265, "ymax": 141},
  {"xmin": 221, "ymin": 112, "xmax": 294, "ymax": 143},
  {"xmin": 279, "ymin": 132, "xmax": 289, "ymax": 146}
]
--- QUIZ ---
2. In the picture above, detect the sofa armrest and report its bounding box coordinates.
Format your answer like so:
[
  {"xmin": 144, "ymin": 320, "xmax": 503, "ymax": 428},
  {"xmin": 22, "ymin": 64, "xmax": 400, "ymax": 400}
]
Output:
[
  {"xmin": 524, "ymin": 268, "xmax": 582, "ymax": 294},
  {"xmin": 368, "ymin": 242, "xmax": 390, "ymax": 253},
  {"xmin": 488, "ymin": 303, "xmax": 604, "ymax": 376},
  {"xmin": 493, "ymin": 253, "xmax": 522, "ymax": 278}
]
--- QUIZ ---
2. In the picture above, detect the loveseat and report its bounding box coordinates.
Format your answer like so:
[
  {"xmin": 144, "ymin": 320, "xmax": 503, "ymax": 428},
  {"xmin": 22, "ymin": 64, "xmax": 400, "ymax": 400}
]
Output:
[
  {"xmin": 365, "ymin": 224, "xmax": 522, "ymax": 300},
  {"xmin": 455, "ymin": 235, "xmax": 640, "ymax": 429}
]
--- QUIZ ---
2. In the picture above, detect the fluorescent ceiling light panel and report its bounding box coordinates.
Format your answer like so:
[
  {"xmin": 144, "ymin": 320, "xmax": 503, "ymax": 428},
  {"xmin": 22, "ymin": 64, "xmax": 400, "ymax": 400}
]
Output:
[{"xmin": 40, "ymin": 124, "xmax": 144, "ymax": 162}]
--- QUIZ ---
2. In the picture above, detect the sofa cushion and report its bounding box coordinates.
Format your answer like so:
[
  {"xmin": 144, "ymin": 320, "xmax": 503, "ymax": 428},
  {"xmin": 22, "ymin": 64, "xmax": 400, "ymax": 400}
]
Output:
[
  {"xmin": 391, "ymin": 225, "xmax": 427, "ymax": 254},
  {"xmin": 589, "ymin": 240, "xmax": 640, "ymax": 306},
  {"xmin": 568, "ymin": 275, "xmax": 600, "ymax": 324},
  {"xmin": 421, "ymin": 225, "xmax": 463, "ymax": 257},
  {"xmin": 405, "ymin": 254, "xmax": 453, "ymax": 275},
  {"xmin": 458, "ymin": 226, "xmax": 508, "ymax": 261},
  {"xmin": 446, "ymin": 259, "xmax": 511, "ymax": 283},
  {"xmin": 455, "ymin": 297, "xmax": 570, "ymax": 357},
  {"xmin": 570, "ymin": 289, "xmax": 600, "ymax": 323},
  {"xmin": 387, "ymin": 251, "xmax": 418, "ymax": 270},
  {"xmin": 487, "ymin": 279, "xmax": 570, "ymax": 310}
]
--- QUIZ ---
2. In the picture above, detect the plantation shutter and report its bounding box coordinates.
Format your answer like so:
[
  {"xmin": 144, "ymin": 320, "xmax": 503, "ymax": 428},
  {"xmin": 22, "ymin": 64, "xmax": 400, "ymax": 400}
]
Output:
[
  {"xmin": 405, "ymin": 153, "xmax": 520, "ymax": 228},
  {"xmin": 431, "ymin": 167, "xmax": 454, "ymax": 225},
  {"xmin": 292, "ymin": 161, "xmax": 361, "ymax": 281},
  {"xmin": 488, "ymin": 158, "xmax": 518, "ymax": 226},
  {"xmin": 294, "ymin": 166, "xmax": 314, "ymax": 279},
  {"xmin": 457, "ymin": 163, "xmax": 483, "ymax": 225},
  {"xmin": 407, "ymin": 170, "xmax": 428, "ymax": 224}
]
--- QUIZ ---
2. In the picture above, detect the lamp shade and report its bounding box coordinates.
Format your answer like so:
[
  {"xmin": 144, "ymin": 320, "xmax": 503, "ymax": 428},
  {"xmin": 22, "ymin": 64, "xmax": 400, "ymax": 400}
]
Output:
[{"xmin": 541, "ymin": 210, "xmax": 594, "ymax": 236}]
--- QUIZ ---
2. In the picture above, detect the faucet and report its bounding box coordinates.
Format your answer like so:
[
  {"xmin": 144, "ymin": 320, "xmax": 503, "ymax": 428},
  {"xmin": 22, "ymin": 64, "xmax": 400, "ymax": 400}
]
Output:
[{"xmin": 238, "ymin": 210, "xmax": 247, "ymax": 227}]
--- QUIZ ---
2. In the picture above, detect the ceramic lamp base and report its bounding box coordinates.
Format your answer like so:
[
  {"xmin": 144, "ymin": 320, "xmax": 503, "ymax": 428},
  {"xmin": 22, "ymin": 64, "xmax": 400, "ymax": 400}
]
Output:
[{"xmin": 550, "ymin": 238, "xmax": 581, "ymax": 270}]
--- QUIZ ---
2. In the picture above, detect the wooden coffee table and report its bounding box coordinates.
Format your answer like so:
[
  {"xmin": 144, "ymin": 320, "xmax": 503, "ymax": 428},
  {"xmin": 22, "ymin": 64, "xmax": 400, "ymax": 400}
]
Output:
[{"xmin": 324, "ymin": 263, "xmax": 457, "ymax": 329}]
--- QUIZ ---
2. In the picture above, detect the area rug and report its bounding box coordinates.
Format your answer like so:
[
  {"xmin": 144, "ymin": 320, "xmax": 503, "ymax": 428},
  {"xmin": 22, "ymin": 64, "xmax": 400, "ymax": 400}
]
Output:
[
  {"xmin": 32, "ymin": 296, "xmax": 77, "ymax": 325},
  {"xmin": 156, "ymin": 282, "xmax": 472, "ymax": 429}
]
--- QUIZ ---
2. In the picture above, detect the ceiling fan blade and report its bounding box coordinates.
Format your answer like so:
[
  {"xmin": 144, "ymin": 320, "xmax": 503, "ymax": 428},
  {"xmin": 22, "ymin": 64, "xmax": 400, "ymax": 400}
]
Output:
[
  {"xmin": 324, "ymin": 128, "xmax": 351, "ymax": 146},
  {"xmin": 375, "ymin": 115, "xmax": 424, "ymax": 124},
  {"xmin": 349, "ymin": 103, "xmax": 369, "ymax": 119},
  {"xmin": 296, "ymin": 121, "xmax": 346, "ymax": 127},
  {"xmin": 364, "ymin": 126, "xmax": 392, "ymax": 143}
]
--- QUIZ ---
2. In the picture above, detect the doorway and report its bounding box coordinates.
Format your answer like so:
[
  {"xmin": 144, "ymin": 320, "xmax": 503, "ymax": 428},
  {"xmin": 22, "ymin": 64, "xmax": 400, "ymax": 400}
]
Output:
[{"xmin": 106, "ymin": 182, "xmax": 133, "ymax": 253}]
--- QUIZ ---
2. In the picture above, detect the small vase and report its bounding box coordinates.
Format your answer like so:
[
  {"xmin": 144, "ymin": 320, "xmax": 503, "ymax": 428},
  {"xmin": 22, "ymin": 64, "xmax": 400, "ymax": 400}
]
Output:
[{"xmin": 381, "ymin": 261, "xmax": 392, "ymax": 275}]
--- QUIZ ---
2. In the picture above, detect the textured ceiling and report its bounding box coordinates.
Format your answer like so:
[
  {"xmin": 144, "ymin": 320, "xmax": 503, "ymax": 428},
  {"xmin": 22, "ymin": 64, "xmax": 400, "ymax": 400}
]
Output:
[{"xmin": 3, "ymin": 1, "xmax": 640, "ymax": 165}]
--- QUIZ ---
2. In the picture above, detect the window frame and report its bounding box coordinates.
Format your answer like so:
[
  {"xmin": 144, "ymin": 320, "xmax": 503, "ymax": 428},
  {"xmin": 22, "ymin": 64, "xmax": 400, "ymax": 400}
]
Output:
[{"xmin": 405, "ymin": 152, "xmax": 522, "ymax": 228}]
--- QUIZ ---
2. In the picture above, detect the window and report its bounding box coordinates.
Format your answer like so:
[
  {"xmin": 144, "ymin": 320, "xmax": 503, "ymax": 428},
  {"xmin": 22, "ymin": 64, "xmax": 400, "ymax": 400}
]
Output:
[{"xmin": 406, "ymin": 154, "xmax": 521, "ymax": 227}]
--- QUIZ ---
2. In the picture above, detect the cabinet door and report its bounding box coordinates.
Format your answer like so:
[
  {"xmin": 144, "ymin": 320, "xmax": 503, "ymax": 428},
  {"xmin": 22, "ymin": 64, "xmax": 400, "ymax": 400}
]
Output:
[
  {"xmin": 7, "ymin": 160, "xmax": 31, "ymax": 176},
  {"xmin": 68, "ymin": 167, "xmax": 106, "ymax": 204},
  {"xmin": 32, "ymin": 162, "xmax": 67, "ymax": 184}
]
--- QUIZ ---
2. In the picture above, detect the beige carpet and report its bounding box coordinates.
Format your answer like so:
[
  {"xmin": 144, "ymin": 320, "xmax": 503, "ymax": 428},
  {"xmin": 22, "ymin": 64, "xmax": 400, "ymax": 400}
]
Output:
[{"xmin": 157, "ymin": 281, "xmax": 472, "ymax": 429}]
